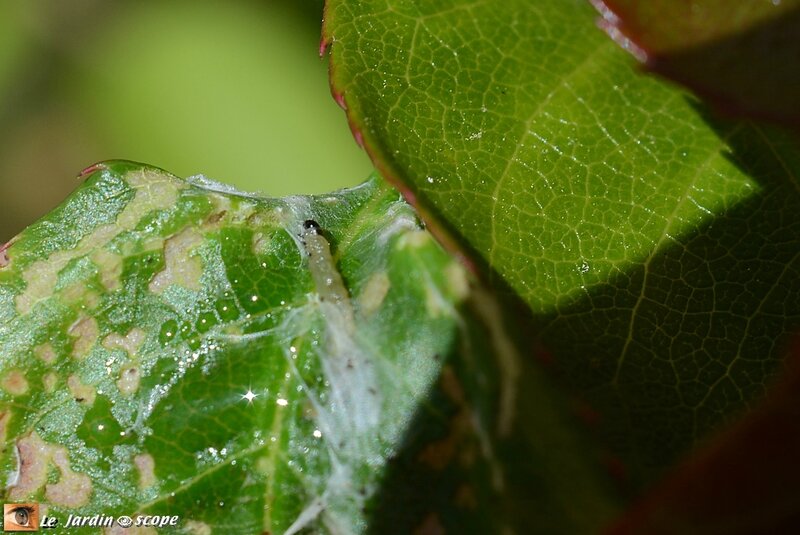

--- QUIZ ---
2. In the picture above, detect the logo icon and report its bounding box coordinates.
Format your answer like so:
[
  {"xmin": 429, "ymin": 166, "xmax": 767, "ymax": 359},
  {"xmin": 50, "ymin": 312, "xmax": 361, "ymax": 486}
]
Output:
[
  {"xmin": 115, "ymin": 516, "xmax": 133, "ymax": 528},
  {"xmin": 3, "ymin": 503, "xmax": 39, "ymax": 532}
]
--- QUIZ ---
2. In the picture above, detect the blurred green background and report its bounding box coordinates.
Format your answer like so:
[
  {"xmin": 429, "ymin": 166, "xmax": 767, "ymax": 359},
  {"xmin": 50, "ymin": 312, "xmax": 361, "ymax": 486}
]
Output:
[{"xmin": 0, "ymin": 0, "xmax": 373, "ymax": 241}]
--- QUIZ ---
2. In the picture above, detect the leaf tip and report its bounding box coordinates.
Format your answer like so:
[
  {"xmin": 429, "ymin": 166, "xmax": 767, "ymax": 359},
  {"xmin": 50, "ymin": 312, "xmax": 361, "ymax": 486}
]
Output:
[
  {"xmin": 332, "ymin": 89, "xmax": 348, "ymax": 111},
  {"xmin": 77, "ymin": 162, "xmax": 107, "ymax": 180},
  {"xmin": 319, "ymin": 35, "xmax": 331, "ymax": 58}
]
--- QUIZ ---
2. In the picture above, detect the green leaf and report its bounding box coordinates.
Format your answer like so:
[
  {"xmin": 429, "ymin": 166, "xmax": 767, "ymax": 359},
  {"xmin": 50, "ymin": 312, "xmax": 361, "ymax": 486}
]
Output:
[
  {"xmin": 324, "ymin": 0, "xmax": 800, "ymax": 485},
  {"xmin": 608, "ymin": 340, "xmax": 800, "ymax": 534},
  {"xmin": 0, "ymin": 162, "xmax": 618, "ymax": 533}
]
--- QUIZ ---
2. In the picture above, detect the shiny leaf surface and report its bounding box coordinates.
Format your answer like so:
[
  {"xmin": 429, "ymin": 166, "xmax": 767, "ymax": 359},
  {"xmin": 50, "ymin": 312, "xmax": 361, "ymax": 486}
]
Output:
[{"xmin": 324, "ymin": 0, "xmax": 800, "ymax": 485}]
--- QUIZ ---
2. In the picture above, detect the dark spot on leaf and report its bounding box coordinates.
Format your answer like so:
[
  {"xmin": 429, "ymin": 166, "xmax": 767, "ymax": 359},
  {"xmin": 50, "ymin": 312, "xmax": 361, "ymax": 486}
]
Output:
[
  {"xmin": 206, "ymin": 211, "xmax": 227, "ymax": 225},
  {"xmin": 0, "ymin": 240, "xmax": 12, "ymax": 268}
]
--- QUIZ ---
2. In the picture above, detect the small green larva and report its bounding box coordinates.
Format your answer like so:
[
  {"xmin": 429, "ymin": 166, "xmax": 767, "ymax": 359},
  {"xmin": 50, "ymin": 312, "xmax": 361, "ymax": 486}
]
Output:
[{"xmin": 302, "ymin": 220, "xmax": 355, "ymax": 331}]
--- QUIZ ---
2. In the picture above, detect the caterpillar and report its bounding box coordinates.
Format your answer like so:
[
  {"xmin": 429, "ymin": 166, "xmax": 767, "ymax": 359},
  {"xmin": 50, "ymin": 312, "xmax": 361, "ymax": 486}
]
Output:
[{"xmin": 301, "ymin": 220, "xmax": 355, "ymax": 331}]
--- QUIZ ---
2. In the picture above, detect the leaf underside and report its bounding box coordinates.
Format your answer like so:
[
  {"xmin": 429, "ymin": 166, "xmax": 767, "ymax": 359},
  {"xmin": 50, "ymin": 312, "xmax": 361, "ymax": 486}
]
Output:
[{"xmin": 609, "ymin": 340, "xmax": 800, "ymax": 534}]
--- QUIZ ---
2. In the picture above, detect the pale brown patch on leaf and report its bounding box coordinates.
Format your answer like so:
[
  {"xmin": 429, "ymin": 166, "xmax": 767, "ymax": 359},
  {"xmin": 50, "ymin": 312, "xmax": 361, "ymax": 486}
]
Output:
[
  {"xmin": 117, "ymin": 365, "xmax": 141, "ymax": 396},
  {"xmin": 184, "ymin": 520, "xmax": 212, "ymax": 535},
  {"xmin": 444, "ymin": 262, "xmax": 469, "ymax": 301},
  {"xmin": 203, "ymin": 193, "xmax": 232, "ymax": 229},
  {"xmin": 148, "ymin": 228, "xmax": 204, "ymax": 294},
  {"xmin": 35, "ymin": 343, "xmax": 57, "ymax": 364},
  {"xmin": 398, "ymin": 230, "xmax": 431, "ymax": 249},
  {"xmin": 468, "ymin": 286, "xmax": 520, "ymax": 437},
  {"xmin": 204, "ymin": 210, "xmax": 227, "ymax": 228},
  {"xmin": 84, "ymin": 291, "xmax": 101, "ymax": 309},
  {"xmin": 252, "ymin": 232, "xmax": 271, "ymax": 255},
  {"xmin": 418, "ymin": 367, "xmax": 472, "ymax": 471},
  {"xmin": 15, "ymin": 168, "xmax": 181, "ymax": 315},
  {"xmin": 0, "ymin": 411, "xmax": 10, "ymax": 446},
  {"xmin": 102, "ymin": 328, "xmax": 146, "ymax": 356},
  {"xmin": 417, "ymin": 414, "xmax": 472, "ymax": 471},
  {"xmin": 67, "ymin": 375, "xmax": 96, "ymax": 405},
  {"xmin": 9, "ymin": 432, "xmax": 51, "ymax": 500},
  {"xmin": 358, "ymin": 272, "xmax": 390, "ymax": 316},
  {"xmin": 46, "ymin": 446, "xmax": 92, "ymax": 507},
  {"xmin": 231, "ymin": 198, "xmax": 260, "ymax": 223},
  {"xmin": 43, "ymin": 373, "xmax": 58, "ymax": 393},
  {"xmin": 134, "ymin": 453, "xmax": 156, "ymax": 489},
  {"xmin": 68, "ymin": 316, "xmax": 98, "ymax": 359},
  {"xmin": 91, "ymin": 249, "xmax": 124, "ymax": 291},
  {"xmin": 2, "ymin": 370, "xmax": 29, "ymax": 396},
  {"xmin": 61, "ymin": 282, "xmax": 92, "ymax": 306},
  {"xmin": 245, "ymin": 210, "xmax": 265, "ymax": 226}
]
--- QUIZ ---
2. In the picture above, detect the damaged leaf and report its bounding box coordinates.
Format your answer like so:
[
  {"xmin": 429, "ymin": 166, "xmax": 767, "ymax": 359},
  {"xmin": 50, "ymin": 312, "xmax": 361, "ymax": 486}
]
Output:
[{"xmin": 0, "ymin": 162, "xmax": 617, "ymax": 533}]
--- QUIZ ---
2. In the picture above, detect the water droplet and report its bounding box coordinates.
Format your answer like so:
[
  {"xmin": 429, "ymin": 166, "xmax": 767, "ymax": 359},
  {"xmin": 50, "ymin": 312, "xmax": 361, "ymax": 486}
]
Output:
[
  {"xmin": 159, "ymin": 320, "xmax": 179, "ymax": 345},
  {"xmin": 216, "ymin": 298, "xmax": 239, "ymax": 321},
  {"xmin": 195, "ymin": 311, "xmax": 217, "ymax": 334}
]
